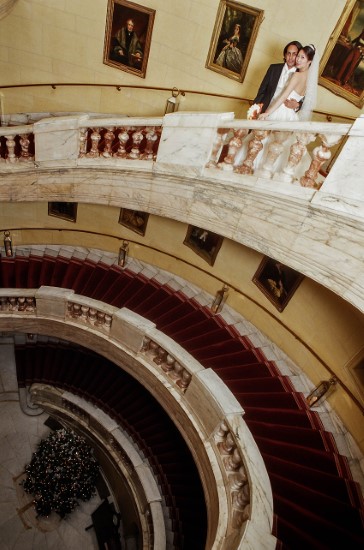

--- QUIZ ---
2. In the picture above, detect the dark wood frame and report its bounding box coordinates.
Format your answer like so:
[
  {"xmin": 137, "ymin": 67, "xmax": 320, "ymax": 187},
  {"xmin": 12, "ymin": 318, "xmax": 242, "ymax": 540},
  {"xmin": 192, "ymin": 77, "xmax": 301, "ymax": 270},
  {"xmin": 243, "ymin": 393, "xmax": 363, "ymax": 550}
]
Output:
[
  {"xmin": 183, "ymin": 225, "xmax": 223, "ymax": 266},
  {"xmin": 206, "ymin": 0, "xmax": 263, "ymax": 83},
  {"xmin": 319, "ymin": 0, "xmax": 364, "ymax": 108},
  {"xmin": 48, "ymin": 202, "xmax": 78, "ymax": 223},
  {"xmin": 103, "ymin": 0, "xmax": 155, "ymax": 78},
  {"xmin": 253, "ymin": 256, "xmax": 304, "ymax": 312},
  {"xmin": 118, "ymin": 208, "xmax": 149, "ymax": 236}
]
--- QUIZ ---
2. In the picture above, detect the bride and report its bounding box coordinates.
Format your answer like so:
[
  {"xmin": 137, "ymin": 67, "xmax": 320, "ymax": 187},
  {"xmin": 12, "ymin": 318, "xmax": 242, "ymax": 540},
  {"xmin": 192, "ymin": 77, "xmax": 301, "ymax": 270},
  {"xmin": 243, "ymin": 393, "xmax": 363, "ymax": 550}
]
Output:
[{"xmin": 234, "ymin": 44, "xmax": 318, "ymax": 174}]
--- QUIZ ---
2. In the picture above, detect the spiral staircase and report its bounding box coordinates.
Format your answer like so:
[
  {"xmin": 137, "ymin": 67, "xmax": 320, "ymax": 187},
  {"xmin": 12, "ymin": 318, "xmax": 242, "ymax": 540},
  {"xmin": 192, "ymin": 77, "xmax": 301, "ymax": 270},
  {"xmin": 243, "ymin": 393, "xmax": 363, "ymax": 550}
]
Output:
[{"xmin": 1, "ymin": 248, "xmax": 364, "ymax": 549}]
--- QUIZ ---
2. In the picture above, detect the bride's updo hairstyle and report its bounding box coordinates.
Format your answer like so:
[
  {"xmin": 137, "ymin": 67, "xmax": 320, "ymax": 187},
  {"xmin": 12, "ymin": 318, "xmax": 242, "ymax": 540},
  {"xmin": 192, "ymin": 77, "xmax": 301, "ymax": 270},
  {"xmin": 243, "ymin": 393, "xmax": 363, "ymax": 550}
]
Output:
[
  {"xmin": 301, "ymin": 44, "xmax": 316, "ymax": 64},
  {"xmin": 298, "ymin": 44, "xmax": 318, "ymax": 121}
]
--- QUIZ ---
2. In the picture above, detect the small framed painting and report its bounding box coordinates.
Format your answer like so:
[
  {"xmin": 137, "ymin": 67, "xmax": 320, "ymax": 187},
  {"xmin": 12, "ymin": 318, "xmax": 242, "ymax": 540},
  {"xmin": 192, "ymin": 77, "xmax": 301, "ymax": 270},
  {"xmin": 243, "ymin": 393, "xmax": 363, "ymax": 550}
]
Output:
[
  {"xmin": 103, "ymin": 0, "xmax": 155, "ymax": 78},
  {"xmin": 253, "ymin": 256, "xmax": 304, "ymax": 312},
  {"xmin": 206, "ymin": 0, "xmax": 264, "ymax": 82},
  {"xmin": 319, "ymin": 0, "xmax": 364, "ymax": 108},
  {"xmin": 183, "ymin": 226, "xmax": 223, "ymax": 266},
  {"xmin": 118, "ymin": 208, "xmax": 149, "ymax": 236},
  {"xmin": 48, "ymin": 202, "xmax": 78, "ymax": 223}
]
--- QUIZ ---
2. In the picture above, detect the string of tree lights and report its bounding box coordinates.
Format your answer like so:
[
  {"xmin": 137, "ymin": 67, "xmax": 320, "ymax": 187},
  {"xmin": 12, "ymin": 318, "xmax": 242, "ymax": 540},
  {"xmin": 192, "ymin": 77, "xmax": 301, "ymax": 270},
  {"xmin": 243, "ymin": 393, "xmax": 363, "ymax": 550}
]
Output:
[{"xmin": 21, "ymin": 428, "xmax": 100, "ymax": 519}]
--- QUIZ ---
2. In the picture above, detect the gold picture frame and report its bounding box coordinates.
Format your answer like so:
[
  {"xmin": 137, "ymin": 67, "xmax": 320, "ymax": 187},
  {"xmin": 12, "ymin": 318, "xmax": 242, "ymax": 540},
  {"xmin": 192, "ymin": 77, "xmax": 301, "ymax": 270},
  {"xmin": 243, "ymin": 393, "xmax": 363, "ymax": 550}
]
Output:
[
  {"xmin": 118, "ymin": 208, "xmax": 149, "ymax": 236},
  {"xmin": 103, "ymin": 0, "xmax": 155, "ymax": 78},
  {"xmin": 319, "ymin": 0, "xmax": 364, "ymax": 108},
  {"xmin": 183, "ymin": 226, "xmax": 223, "ymax": 266},
  {"xmin": 206, "ymin": 0, "xmax": 264, "ymax": 83},
  {"xmin": 253, "ymin": 256, "xmax": 304, "ymax": 312}
]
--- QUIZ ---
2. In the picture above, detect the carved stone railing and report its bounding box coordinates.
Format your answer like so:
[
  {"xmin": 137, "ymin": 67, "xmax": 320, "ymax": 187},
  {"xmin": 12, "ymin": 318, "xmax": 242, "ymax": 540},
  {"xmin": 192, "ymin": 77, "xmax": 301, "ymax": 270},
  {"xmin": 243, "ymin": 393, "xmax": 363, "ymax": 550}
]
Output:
[
  {"xmin": 208, "ymin": 120, "xmax": 351, "ymax": 190},
  {"xmin": 78, "ymin": 118, "xmax": 162, "ymax": 161},
  {"xmin": 0, "ymin": 286, "xmax": 276, "ymax": 550},
  {"xmin": 1, "ymin": 112, "xmax": 363, "ymax": 314},
  {"xmin": 0, "ymin": 124, "xmax": 35, "ymax": 165},
  {"xmin": 0, "ymin": 289, "xmax": 36, "ymax": 312},
  {"xmin": 66, "ymin": 298, "xmax": 114, "ymax": 332},
  {"xmin": 141, "ymin": 336, "xmax": 192, "ymax": 393}
]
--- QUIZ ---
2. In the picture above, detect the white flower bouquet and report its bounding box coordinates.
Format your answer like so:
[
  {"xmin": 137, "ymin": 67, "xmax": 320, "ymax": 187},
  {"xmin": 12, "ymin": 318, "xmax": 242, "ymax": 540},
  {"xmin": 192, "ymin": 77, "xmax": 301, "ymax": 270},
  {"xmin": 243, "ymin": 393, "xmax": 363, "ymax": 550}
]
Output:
[{"xmin": 247, "ymin": 103, "xmax": 263, "ymax": 120}]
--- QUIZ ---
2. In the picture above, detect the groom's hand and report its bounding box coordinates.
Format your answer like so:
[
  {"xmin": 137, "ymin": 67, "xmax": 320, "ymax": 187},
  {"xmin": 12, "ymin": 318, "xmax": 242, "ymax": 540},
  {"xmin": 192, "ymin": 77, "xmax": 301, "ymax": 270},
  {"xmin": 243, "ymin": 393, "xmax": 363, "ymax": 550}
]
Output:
[{"xmin": 284, "ymin": 98, "xmax": 300, "ymax": 110}]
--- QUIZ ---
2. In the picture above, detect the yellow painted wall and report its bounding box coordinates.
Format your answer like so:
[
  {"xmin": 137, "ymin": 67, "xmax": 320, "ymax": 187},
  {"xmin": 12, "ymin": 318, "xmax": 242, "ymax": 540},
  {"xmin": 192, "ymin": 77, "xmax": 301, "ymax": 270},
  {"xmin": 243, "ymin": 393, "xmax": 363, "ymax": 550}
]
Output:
[{"xmin": 0, "ymin": 0, "xmax": 362, "ymax": 119}]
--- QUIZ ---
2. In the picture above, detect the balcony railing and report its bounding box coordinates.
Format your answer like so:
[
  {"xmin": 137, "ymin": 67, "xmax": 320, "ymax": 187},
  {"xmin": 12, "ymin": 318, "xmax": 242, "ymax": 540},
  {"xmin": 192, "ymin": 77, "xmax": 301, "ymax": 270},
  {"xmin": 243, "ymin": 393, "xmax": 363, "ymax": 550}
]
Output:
[{"xmin": 0, "ymin": 112, "xmax": 363, "ymax": 313}]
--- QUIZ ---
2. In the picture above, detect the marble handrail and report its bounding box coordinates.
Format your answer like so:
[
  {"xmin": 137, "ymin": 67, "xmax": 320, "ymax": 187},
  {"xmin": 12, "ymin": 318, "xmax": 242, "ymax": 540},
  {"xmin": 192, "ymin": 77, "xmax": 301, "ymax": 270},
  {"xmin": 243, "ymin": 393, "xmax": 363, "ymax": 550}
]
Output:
[{"xmin": 0, "ymin": 285, "xmax": 276, "ymax": 550}]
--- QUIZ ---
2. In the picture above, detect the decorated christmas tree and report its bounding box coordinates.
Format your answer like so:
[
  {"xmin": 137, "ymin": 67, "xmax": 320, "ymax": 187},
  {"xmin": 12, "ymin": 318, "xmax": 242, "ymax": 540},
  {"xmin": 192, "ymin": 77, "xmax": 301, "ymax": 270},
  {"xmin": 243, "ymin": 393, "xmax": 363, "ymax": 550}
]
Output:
[{"xmin": 22, "ymin": 428, "xmax": 100, "ymax": 518}]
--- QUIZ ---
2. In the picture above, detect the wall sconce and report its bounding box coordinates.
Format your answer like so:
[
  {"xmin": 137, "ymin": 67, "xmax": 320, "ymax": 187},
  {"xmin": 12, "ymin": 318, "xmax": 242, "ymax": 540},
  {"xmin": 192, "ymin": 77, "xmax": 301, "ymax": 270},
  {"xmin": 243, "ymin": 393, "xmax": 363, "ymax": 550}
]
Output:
[
  {"xmin": 211, "ymin": 284, "xmax": 229, "ymax": 314},
  {"xmin": 118, "ymin": 240, "xmax": 129, "ymax": 268},
  {"xmin": 306, "ymin": 377, "xmax": 337, "ymax": 407},
  {"xmin": 3, "ymin": 230, "xmax": 13, "ymax": 257},
  {"xmin": 165, "ymin": 87, "xmax": 185, "ymax": 114}
]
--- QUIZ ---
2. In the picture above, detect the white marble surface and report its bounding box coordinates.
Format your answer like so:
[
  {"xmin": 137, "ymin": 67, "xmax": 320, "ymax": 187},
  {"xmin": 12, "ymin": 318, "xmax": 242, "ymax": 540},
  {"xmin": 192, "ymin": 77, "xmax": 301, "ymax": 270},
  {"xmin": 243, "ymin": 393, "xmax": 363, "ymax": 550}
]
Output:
[{"xmin": 154, "ymin": 112, "xmax": 234, "ymax": 177}]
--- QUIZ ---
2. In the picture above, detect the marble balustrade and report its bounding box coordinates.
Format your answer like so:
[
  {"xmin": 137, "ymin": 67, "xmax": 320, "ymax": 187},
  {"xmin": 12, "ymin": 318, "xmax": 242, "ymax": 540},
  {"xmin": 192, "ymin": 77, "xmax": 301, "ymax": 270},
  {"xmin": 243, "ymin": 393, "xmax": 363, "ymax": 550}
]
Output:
[
  {"xmin": 1, "ymin": 112, "xmax": 364, "ymax": 314},
  {"xmin": 0, "ymin": 285, "xmax": 276, "ymax": 550}
]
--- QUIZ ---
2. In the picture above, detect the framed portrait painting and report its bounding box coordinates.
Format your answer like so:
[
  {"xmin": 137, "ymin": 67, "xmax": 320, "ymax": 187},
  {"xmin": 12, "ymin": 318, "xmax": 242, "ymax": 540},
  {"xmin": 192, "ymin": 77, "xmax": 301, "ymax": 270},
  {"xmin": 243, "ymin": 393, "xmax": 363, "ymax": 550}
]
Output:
[
  {"xmin": 118, "ymin": 208, "xmax": 149, "ymax": 236},
  {"xmin": 183, "ymin": 226, "xmax": 223, "ymax": 266},
  {"xmin": 319, "ymin": 0, "xmax": 364, "ymax": 108},
  {"xmin": 206, "ymin": 1, "xmax": 264, "ymax": 82},
  {"xmin": 103, "ymin": 0, "xmax": 155, "ymax": 78},
  {"xmin": 253, "ymin": 256, "xmax": 304, "ymax": 312}
]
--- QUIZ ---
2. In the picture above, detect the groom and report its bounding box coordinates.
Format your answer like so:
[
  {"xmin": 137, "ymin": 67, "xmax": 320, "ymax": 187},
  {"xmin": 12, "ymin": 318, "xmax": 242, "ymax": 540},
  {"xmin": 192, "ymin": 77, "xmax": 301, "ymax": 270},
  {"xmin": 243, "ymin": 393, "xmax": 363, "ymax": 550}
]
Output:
[{"xmin": 253, "ymin": 40, "xmax": 302, "ymax": 113}]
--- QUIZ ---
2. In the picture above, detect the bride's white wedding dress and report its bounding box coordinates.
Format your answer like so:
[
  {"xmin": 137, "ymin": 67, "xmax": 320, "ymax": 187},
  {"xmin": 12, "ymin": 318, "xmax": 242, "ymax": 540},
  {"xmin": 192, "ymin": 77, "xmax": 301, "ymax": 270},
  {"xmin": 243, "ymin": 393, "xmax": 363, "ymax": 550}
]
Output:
[{"xmin": 266, "ymin": 89, "xmax": 304, "ymax": 121}]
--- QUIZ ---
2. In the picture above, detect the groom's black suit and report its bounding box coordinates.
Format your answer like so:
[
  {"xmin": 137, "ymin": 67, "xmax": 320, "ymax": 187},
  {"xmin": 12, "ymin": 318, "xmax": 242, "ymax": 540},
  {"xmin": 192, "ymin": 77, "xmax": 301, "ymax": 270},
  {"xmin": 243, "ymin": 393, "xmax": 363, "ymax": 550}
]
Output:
[{"xmin": 253, "ymin": 63, "xmax": 285, "ymax": 113}]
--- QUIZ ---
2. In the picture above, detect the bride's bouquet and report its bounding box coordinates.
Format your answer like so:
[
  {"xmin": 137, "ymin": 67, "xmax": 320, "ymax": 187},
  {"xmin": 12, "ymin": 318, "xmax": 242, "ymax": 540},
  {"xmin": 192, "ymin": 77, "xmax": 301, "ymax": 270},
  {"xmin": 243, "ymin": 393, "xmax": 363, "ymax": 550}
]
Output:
[{"xmin": 247, "ymin": 103, "xmax": 263, "ymax": 120}]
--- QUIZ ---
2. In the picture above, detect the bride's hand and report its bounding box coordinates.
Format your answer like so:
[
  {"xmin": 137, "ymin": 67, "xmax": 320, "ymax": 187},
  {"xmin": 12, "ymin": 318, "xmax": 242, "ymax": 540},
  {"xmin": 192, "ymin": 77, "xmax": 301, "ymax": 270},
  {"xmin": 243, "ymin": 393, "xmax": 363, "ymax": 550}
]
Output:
[{"xmin": 258, "ymin": 113, "xmax": 268, "ymax": 120}]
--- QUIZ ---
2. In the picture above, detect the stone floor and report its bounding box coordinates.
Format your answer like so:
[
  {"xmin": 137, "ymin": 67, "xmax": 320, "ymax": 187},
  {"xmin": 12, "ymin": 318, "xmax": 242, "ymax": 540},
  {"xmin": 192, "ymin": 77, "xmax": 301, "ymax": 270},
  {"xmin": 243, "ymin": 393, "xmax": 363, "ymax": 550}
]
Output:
[{"xmin": 0, "ymin": 339, "xmax": 102, "ymax": 550}]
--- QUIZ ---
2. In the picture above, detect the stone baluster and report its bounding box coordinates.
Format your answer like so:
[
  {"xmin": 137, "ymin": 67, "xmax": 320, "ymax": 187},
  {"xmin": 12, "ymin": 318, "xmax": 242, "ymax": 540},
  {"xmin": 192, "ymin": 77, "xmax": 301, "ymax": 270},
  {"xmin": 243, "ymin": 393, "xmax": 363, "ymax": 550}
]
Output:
[
  {"xmin": 168, "ymin": 361, "xmax": 184, "ymax": 382},
  {"xmin": 235, "ymin": 130, "xmax": 268, "ymax": 175},
  {"xmin": 218, "ymin": 128, "xmax": 248, "ymax": 171},
  {"xmin": 95, "ymin": 311, "xmax": 106, "ymax": 326},
  {"xmin": 153, "ymin": 346, "xmax": 168, "ymax": 365},
  {"xmin": 102, "ymin": 127, "xmax": 115, "ymax": 158},
  {"xmin": 17, "ymin": 297, "xmax": 26, "ymax": 311},
  {"xmin": 224, "ymin": 447, "xmax": 242, "ymax": 472},
  {"xmin": 81, "ymin": 305, "xmax": 89, "ymax": 321},
  {"xmin": 25, "ymin": 297, "xmax": 36, "ymax": 311},
  {"xmin": 79, "ymin": 127, "xmax": 88, "ymax": 157},
  {"xmin": 8, "ymin": 297, "xmax": 18, "ymax": 310},
  {"xmin": 207, "ymin": 128, "xmax": 229, "ymax": 167},
  {"xmin": 230, "ymin": 466, "xmax": 248, "ymax": 492},
  {"xmin": 141, "ymin": 126, "xmax": 158, "ymax": 160},
  {"xmin": 127, "ymin": 128, "xmax": 144, "ymax": 159},
  {"xmin": 257, "ymin": 130, "xmax": 289, "ymax": 179},
  {"xmin": 0, "ymin": 296, "xmax": 7, "ymax": 310},
  {"xmin": 88, "ymin": 308, "xmax": 97, "ymax": 324},
  {"xmin": 277, "ymin": 132, "xmax": 316, "ymax": 183},
  {"xmin": 232, "ymin": 485, "xmax": 251, "ymax": 527},
  {"xmin": 161, "ymin": 354, "xmax": 175, "ymax": 375},
  {"xmin": 300, "ymin": 133, "xmax": 342, "ymax": 189},
  {"xmin": 215, "ymin": 420, "xmax": 229, "ymax": 442},
  {"xmin": 115, "ymin": 127, "xmax": 130, "ymax": 158},
  {"xmin": 5, "ymin": 134, "xmax": 17, "ymax": 163},
  {"xmin": 104, "ymin": 314, "xmax": 112, "ymax": 330},
  {"xmin": 218, "ymin": 431, "xmax": 235, "ymax": 455},
  {"xmin": 176, "ymin": 369, "xmax": 192, "ymax": 392},
  {"xmin": 19, "ymin": 133, "xmax": 33, "ymax": 162},
  {"xmin": 86, "ymin": 128, "xmax": 101, "ymax": 158},
  {"xmin": 71, "ymin": 303, "xmax": 82, "ymax": 317}
]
